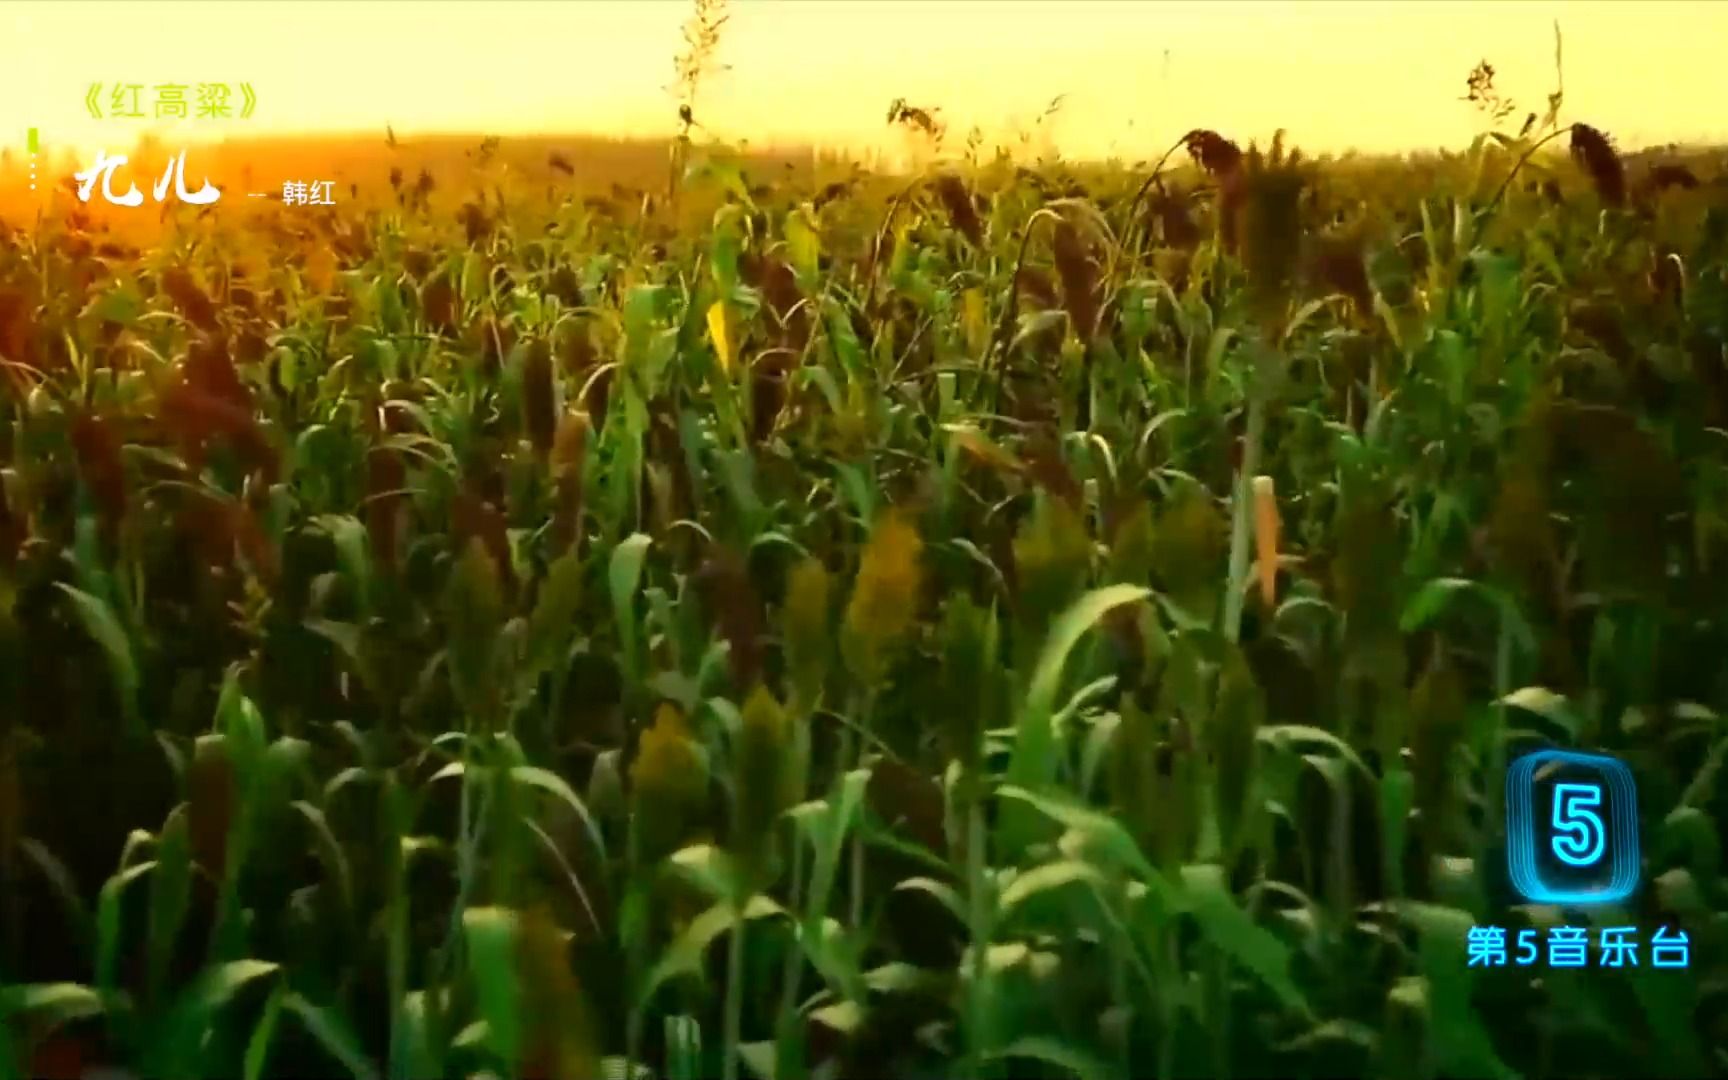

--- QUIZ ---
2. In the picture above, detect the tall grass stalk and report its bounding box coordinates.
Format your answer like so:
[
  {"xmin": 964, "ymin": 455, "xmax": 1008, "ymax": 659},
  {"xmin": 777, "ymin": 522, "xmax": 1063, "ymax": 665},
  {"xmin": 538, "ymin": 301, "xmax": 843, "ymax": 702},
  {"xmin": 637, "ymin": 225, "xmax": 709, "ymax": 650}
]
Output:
[
  {"xmin": 845, "ymin": 687, "xmax": 877, "ymax": 930},
  {"xmin": 963, "ymin": 783, "xmax": 991, "ymax": 1079},
  {"xmin": 1485, "ymin": 605, "xmax": 1515, "ymax": 867},
  {"xmin": 1106, "ymin": 882, "xmax": 1132, "ymax": 1076},
  {"xmin": 434, "ymin": 742, "xmax": 485, "ymax": 994},
  {"xmin": 774, "ymin": 831, "xmax": 806, "ymax": 1073},
  {"xmin": 1223, "ymin": 390, "xmax": 1268, "ymax": 643},
  {"xmin": 722, "ymin": 902, "xmax": 746, "ymax": 1080},
  {"xmin": 1158, "ymin": 931, "xmax": 1180, "ymax": 1080}
]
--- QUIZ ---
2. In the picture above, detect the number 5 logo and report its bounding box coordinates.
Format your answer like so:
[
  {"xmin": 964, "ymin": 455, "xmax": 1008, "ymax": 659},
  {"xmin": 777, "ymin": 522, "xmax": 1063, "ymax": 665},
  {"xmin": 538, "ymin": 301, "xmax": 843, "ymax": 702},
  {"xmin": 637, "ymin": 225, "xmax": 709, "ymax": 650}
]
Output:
[
  {"xmin": 1550, "ymin": 783, "xmax": 1606, "ymax": 866},
  {"xmin": 1507, "ymin": 750, "xmax": 1639, "ymax": 904}
]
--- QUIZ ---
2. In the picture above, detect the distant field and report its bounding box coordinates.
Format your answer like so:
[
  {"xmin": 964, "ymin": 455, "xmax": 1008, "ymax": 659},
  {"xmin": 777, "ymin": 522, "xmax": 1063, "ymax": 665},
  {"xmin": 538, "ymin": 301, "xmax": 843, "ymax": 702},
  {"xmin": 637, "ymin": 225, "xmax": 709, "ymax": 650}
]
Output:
[{"xmin": 1, "ymin": 131, "xmax": 864, "ymax": 237}]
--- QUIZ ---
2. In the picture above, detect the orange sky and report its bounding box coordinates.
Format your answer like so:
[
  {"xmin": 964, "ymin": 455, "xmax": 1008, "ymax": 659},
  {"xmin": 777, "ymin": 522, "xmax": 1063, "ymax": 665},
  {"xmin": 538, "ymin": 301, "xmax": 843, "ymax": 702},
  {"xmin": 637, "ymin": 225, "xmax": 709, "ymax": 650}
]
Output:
[{"xmin": 4, "ymin": 0, "xmax": 1726, "ymax": 170}]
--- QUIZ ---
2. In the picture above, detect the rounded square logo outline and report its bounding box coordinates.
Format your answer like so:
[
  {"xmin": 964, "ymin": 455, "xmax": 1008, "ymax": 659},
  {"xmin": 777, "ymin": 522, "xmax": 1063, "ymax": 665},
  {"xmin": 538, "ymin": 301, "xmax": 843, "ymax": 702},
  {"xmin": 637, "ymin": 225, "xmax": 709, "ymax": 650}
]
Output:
[{"xmin": 1506, "ymin": 749, "xmax": 1639, "ymax": 904}]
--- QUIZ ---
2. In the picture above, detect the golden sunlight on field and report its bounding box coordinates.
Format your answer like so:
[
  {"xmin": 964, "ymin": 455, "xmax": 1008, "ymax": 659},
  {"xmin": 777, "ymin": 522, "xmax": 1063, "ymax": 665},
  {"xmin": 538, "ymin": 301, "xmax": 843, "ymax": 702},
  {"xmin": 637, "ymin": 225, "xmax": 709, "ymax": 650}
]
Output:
[
  {"xmin": 3, "ymin": 4, "xmax": 1728, "ymax": 1079},
  {"xmin": 4, "ymin": 0, "xmax": 1727, "ymax": 169}
]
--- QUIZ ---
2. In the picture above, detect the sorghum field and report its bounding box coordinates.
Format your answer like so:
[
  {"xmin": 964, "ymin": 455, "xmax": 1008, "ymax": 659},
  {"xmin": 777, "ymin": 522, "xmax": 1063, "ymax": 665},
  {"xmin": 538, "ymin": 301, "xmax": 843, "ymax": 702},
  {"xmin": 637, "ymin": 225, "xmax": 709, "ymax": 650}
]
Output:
[{"xmin": 0, "ymin": 115, "xmax": 1726, "ymax": 1080}]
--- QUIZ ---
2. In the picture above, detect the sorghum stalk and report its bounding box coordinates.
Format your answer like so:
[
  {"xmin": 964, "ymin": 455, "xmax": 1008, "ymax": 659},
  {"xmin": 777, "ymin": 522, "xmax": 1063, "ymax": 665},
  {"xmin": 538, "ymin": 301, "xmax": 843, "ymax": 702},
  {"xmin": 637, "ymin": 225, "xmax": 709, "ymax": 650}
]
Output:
[{"xmin": 1223, "ymin": 391, "xmax": 1267, "ymax": 643}]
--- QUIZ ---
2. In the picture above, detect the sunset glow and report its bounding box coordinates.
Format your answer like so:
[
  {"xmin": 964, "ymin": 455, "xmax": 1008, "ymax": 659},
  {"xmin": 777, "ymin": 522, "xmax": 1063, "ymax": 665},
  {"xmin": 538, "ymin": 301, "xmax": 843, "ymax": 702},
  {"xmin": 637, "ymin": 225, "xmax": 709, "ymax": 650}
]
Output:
[{"xmin": 6, "ymin": 0, "xmax": 1726, "ymax": 169}]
